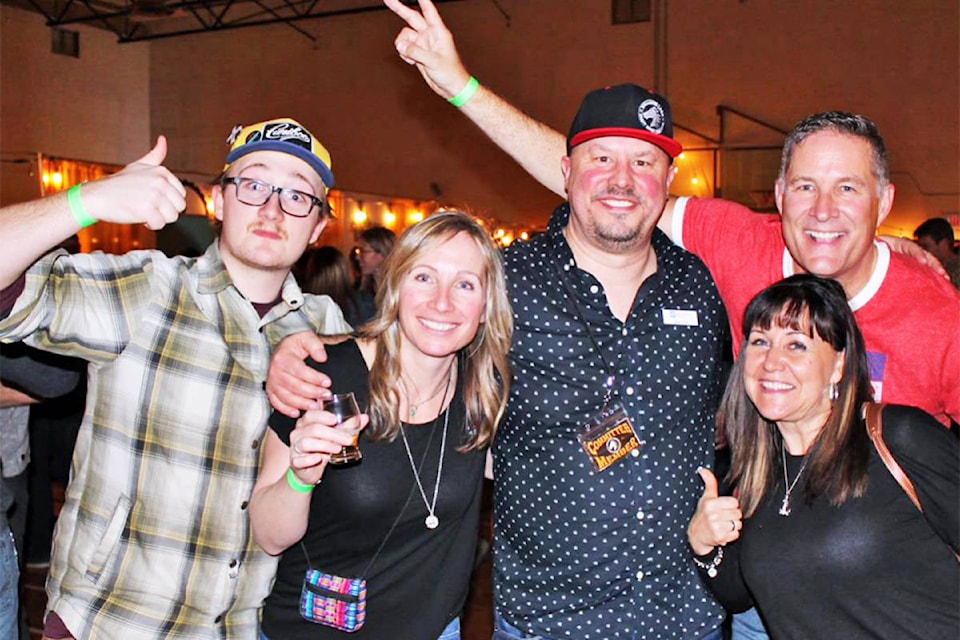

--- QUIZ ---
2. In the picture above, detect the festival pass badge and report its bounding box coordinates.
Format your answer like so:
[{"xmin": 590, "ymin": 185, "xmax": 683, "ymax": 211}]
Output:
[{"xmin": 577, "ymin": 401, "xmax": 642, "ymax": 473}]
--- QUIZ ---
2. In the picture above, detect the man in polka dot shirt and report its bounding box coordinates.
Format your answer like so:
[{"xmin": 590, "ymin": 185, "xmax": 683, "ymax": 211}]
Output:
[{"xmin": 476, "ymin": 83, "xmax": 730, "ymax": 640}]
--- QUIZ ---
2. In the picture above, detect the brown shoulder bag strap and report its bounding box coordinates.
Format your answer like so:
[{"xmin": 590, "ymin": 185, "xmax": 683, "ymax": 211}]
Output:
[
  {"xmin": 864, "ymin": 402, "xmax": 921, "ymax": 511},
  {"xmin": 864, "ymin": 402, "xmax": 960, "ymax": 562}
]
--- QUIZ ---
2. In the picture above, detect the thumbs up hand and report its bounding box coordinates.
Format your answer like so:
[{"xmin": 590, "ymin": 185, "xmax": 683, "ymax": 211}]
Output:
[
  {"xmin": 699, "ymin": 465, "xmax": 720, "ymax": 499},
  {"xmin": 687, "ymin": 467, "xmax": 743, "ymax": 556},
  {"xmin": 78, "ymin": 136, "xmax": 187, "ymax": 230}
]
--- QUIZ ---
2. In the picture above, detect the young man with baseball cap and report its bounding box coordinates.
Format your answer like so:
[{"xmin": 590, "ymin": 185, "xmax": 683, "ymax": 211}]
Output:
[{"xmin": 0, "ymin": 118, "xmax": 351, "ymax": 639}]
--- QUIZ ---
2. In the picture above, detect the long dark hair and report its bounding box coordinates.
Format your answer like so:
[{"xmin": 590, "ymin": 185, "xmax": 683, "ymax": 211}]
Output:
[{"xmin": 723, "ymin": 275, "xmax": 875, "ymax": 516}]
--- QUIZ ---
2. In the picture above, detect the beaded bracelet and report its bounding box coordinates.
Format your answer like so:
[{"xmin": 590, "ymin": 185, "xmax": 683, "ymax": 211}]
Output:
[
  {"xmin": 692, "ymin": 546, "xmax": 724, "ymax": 578},
  {"xmin": 285, "ymin": 467, "xmax": 316, "ymax": 494}
]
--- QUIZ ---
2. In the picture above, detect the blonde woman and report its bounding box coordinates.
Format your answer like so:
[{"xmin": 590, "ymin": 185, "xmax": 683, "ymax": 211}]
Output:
[{"xmin": 250, "ymin": 211, "xmax": 512, "ymax": 639}]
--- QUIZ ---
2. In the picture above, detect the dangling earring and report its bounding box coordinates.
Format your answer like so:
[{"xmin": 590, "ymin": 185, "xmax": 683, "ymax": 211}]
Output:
[{"xmin": 829, "ymin": 383, "xmax": 839, "ymax": 403}]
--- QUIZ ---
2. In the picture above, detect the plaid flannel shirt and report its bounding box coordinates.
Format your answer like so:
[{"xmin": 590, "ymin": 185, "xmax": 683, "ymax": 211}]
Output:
[{"xmin": 0, "ymin": 241, "xmax": 350, "ymax": 639}]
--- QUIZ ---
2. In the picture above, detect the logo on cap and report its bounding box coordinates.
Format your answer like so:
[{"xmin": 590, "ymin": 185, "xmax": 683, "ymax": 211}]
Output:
[
  {"xmin": 638, "ymin": 99, "xmax": 666, "ymax": 134},
  {"xmin": 223, "ymin": 117, "xmax": 335, "ymax": 189},
  {"xmin": 261, "ymin": 122, "xmax": 312, "ymax": 151}
]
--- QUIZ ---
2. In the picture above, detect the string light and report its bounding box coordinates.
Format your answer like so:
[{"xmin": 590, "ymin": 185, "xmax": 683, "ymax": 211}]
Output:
[{"xmin": 41, "ymin": 172, "xmax": 65, "ymax": 190}]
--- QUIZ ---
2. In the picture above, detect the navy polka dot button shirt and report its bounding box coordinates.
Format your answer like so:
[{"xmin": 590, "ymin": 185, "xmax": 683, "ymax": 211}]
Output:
[{"xmin": 493, "ymin": 204, "xmax": 728, "ymax": 640}]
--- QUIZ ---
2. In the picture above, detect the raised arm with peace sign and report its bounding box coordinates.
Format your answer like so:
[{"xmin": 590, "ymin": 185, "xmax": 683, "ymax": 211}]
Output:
[{"xmin": 383, "ymin": 0, "xmax": 568, "ymax": 195}]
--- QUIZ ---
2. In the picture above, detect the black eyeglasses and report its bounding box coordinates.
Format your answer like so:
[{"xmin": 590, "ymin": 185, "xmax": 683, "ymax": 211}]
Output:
[{"xmin": 222, "ymin": 176, "xmax": 324, "ymax": 218}]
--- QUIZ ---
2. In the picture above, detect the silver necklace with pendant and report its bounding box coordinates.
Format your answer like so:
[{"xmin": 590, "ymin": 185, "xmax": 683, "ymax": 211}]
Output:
[
  {"xmin": 399, "ymin": 368, "xmax": 452, "ymax": 530},
  {"xmin": 779, "ymin": 440, "xmax": 809, "ymax": 517},
  {"xmin": 400, "ymin": 371, "xmax": 449, "ymax": 419}
]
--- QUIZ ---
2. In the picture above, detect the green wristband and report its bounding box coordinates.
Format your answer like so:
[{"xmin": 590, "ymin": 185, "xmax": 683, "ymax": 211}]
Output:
[
  {"xmin": 285, "ymin": 467, "xmax": 315, "ymax": 493},
  {"xmin": 448, "ymin": 76, "xmax": 480, "ymax": 108},
  {"xmin": 67, "ymin": 184, "xmax": 97, "ymax": 228}
]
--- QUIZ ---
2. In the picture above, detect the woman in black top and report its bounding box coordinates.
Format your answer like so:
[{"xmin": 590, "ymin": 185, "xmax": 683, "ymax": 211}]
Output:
[
  {"xmin": 250, "ymin": 211, "xmax": 513, "ymax": 639},
  {"xmin": 688, "ymin": 275, "xmax": 958, "ymax": 640}
]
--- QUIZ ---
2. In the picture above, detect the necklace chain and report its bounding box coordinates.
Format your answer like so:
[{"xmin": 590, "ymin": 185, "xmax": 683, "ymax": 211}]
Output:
[
  {"xmin": 399, "ymin": 367, "xmax": 452, "ymax": 530},
  {"xmin": 779, "ymin": 440, "xmax": 809, "ymax": 517},
  {"xmin": 400, "ymin": 368, "xmax": 451, "ymax": 418}
]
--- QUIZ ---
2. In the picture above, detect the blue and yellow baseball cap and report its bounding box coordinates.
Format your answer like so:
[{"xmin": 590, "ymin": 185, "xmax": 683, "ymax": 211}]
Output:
[{"xmin": 223, "ymin": 118, "xmax": 334, "ymax": 190}]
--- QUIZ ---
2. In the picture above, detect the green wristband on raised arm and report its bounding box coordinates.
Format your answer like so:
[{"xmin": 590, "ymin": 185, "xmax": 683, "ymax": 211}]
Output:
[
  {"xmin": 67, "ymin": 184, "xmax": 97, "ymax": 228},
  {"xmin": 448, "ymin": 76, "xmax": 480, "ymax": 108}
]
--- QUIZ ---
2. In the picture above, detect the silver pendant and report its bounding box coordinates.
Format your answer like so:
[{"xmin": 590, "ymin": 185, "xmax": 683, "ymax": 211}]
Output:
[
  {"xmin": 707, "ymin": 566, "xmax": 718, "ymax": 578},
  {"xmin": 778, "ymin": 496, "xmax": 791, "ymax": 517},
  {"xmin": 425, "ymin": 514, "xmax": 439, "ymax": 529}
]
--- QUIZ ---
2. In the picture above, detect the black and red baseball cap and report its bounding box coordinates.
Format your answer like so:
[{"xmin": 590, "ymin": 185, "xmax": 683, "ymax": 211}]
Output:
[{"xmin": 566, "ymin": 84, "xmax": 682, "ymax": 158}]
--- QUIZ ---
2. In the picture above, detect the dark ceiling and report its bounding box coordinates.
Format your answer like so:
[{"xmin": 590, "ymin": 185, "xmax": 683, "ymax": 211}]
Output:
[{"xmin": 1, "ymin": 0, "xmax": 472, "ymax": 43}]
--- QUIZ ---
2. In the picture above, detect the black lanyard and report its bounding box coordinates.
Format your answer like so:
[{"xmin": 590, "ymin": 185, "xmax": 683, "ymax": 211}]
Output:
[{"xmin": 552, "ymin": 257, "xmax": 633, "ymax": 413}]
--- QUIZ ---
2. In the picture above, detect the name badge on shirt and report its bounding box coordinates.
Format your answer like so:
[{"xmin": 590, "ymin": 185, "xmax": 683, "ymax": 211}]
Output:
[
  {"xmin": 577, "ymin": 401, "xmax": 642, "ymax": 473},
  {"xmin": 661, "ymin": 308, "xmax": 700, "ymax": 326}
]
